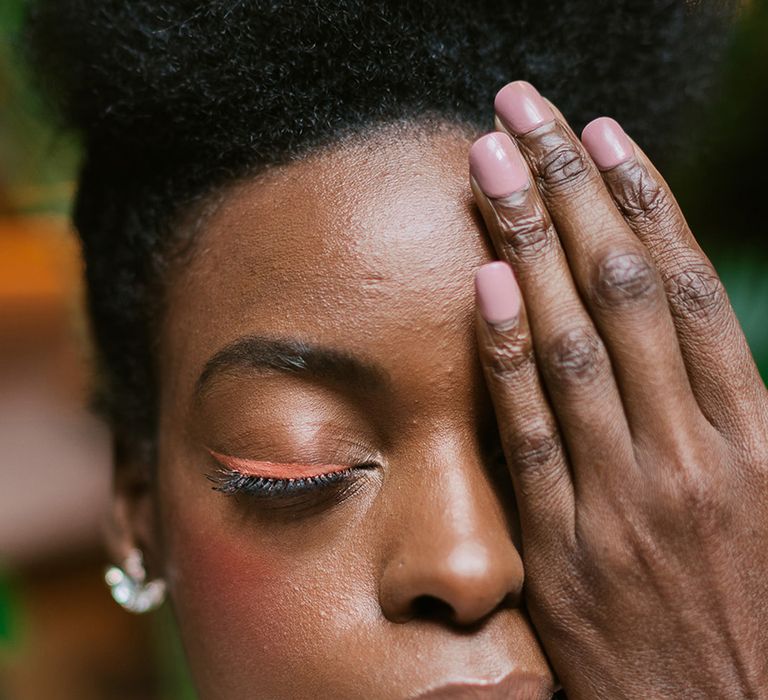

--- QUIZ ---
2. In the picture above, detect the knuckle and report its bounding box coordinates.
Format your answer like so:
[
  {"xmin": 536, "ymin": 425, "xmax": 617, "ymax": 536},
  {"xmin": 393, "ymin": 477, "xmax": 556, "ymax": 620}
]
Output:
[
  {"xmin": 665, "ymin": 265, "xmax": 728, "ymax": 325},
  {"xmin": 496, "ymin": 208, "xmax": 556, "ymax": 264},
  {"xmin": 511, "ymin": 427, "xmax": 562, "ymax": 473},
  {"xmin": 611, "ymin": 161, "xmax": 675, "ymax": 225},
  {"xmin": 660, "ymin": 440, "xmax": 730, "ymax": 532},
  {"xmin": 536, "ymin": 140, "xmax": 591, "ymax": 192},
  {"xmin": 678, "ymin": 470, "xmax": 717, "ymax": 515},
  {"xmin": 671, "ymin": 468, "xmax": 726, "ymax": 532},
  {"xmin": 543, "ymin": 327, "xmax": 606, "ymax": 386},
  {"xmin": 593, "ymin": 250, "xmax": 660, "ymax": 309},
  {"xmin": 485, "ymin": 328, "xmax": 535, "ymax": 382},
  {"xmin": 576, "ymin": 516, "xmax": 635, "ymax": 578}
]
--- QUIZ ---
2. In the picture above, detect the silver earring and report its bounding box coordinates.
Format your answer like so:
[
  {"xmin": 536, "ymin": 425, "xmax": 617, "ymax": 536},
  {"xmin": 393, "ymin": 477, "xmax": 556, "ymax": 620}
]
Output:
[{"xmin": 105, "ymin": 548, "xmax": 166, "ymax": 614}]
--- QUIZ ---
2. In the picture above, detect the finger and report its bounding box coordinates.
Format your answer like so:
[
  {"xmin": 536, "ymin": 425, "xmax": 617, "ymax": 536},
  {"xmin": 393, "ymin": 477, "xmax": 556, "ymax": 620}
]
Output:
[
  {"xmin": 474, "ymin": 261, "xmax": 574, "ymax": 541},
  {"xmin": 581, "ymin": 116, "xmax": 768, "ymax": 444},
  {"xmin": 493, "ymin": 81, "xmax": 702, "ymax": 445},
  {"xmin": 469, "ymin": 133, "xmax": 634, "ymax": 494}
]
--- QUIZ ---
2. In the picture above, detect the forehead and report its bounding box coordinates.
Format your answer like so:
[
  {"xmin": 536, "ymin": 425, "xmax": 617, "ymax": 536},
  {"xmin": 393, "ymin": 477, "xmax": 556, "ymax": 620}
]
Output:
[{"xmin": 161, "ymin": 124, "xmax": 493, "ymax": 400}]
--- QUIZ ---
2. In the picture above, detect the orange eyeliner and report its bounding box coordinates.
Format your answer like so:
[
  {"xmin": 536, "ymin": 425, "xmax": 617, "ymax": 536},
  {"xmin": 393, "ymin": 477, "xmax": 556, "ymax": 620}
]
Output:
[{"xmin": 207, "ymin": 448, "xmax": 349, "ymax": 480}]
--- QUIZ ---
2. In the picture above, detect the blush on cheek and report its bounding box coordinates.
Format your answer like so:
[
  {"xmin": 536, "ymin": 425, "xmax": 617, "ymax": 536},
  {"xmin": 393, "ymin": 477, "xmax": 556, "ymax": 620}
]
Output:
[{"xmin": 167, "ymin": 510, "xmax": 301, "ymax": 681}]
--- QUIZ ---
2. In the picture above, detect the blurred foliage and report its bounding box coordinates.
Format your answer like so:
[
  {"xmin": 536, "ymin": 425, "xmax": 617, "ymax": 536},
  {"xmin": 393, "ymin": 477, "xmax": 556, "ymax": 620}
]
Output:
[
  {"xmin": 718, "ymin": 251, "xmax": 768, "ymax": 381},
  {"xmin": 153, "ymin": 608, "xmax": 197, "ymax": 700},
  {"xmin": 0, "ymin": 572, "xmax": 21, "ymax": 651},
  {"xmin": 0, "ymin": 0, "xmax": 78, "ymax": 213}
]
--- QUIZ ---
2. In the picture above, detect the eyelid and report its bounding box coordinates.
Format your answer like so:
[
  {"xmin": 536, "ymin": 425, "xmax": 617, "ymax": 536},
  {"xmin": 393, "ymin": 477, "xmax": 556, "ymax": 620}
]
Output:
[{"xmin": 206, "ymin": 447, "xmax": 351, "ymax": 480}]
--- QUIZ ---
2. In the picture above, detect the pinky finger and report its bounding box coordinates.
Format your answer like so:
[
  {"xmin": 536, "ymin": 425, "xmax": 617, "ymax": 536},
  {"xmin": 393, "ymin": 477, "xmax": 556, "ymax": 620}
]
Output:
[
  {"xmin": 475, "ymin": 261, "xmax": 574, "ymax": 544},
  {"xmin": 581, "ymin": 117, "xmax": 768, "ymax": 446}
]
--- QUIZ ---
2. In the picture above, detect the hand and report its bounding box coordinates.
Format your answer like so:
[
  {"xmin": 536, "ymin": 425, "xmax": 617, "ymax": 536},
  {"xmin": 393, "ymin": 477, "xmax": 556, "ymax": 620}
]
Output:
[{"xmin": 469, "ymin": 81, "xmax": 768, "ymax": 699}]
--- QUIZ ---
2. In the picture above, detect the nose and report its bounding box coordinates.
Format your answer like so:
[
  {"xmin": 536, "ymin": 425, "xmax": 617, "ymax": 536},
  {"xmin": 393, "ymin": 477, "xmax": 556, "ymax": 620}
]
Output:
[{"xmin": 378, "ymin": 457, "xmax": 524, "ymax": 627}]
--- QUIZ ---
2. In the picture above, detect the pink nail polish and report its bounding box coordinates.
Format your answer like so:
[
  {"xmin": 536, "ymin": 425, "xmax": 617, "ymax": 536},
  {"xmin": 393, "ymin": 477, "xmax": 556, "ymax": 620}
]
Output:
[
  {"xmin": 469, "ymin": 132, "xmax": 529, "ymax": 198},
  {"xmin": 581, "ymin": 117, "xmax": 633, "ymax": 170},
  {"xmin": 494, "ymin": 81, "xmax": 554, "ymax": 135},
  {"xmin": 475, "ymin": 261, "xmax": 521, "ymax": 327}
]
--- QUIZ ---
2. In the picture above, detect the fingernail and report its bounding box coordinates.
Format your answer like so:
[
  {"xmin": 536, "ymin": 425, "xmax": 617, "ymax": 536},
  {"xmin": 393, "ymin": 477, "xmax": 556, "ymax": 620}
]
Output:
[
  {"xmin": 581, "ymin": 117, "xmax": 633, "ymax": 170},
  {"xmin": 494, "ymin": 81, "xmax": 554, "ymax": 135},
  {"xmin": 475, "ymin": 261, "xmax": 521, "ymax": 327},
  {"xmin": 469, "ymin": 132, "xmax": 529, "ymax": 198}
]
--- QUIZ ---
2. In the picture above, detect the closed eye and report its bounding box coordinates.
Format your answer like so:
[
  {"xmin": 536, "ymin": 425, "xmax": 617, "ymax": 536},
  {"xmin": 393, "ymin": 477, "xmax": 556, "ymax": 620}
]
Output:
[{"xmin": 204, "ymin": 449, "xmax": 379, "ymax": 518}]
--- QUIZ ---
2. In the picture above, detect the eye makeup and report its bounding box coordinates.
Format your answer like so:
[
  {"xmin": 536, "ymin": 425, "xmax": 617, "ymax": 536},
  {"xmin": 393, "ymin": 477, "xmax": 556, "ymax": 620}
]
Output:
[
  {"xmin": 205, "ymin": 447, "xmax": 376, "ymax": 504},
  {"xmin": 207, "ymin": 448, "xmax": 354, "ymax": 480}
]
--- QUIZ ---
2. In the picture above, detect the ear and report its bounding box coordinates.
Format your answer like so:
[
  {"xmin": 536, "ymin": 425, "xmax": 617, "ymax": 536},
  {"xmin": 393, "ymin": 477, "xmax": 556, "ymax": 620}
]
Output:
[{"xmin": 103, "ymin": 433, "xmax": 163, "ymax": 580}]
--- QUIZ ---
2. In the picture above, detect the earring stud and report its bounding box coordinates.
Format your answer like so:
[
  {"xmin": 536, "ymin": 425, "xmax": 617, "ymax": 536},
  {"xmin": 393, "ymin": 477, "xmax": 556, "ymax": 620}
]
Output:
[{"xmin": 105, "ymin": 548, "xmax": 166, "ymax": 614}]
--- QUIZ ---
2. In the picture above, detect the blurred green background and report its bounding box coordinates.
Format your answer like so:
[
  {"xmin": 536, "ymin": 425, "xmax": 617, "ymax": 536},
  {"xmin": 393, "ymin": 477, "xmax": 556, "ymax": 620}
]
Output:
[{"xmin": 0, "ymin": 1, "xmax": 766, "ymax": 698}]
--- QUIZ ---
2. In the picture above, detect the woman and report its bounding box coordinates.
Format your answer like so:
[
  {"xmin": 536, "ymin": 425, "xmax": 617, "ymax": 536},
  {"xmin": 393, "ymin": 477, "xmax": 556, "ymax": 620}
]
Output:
[{"xmin": 25, "ymin": 1, "xmax": 768, "ymax": 698}]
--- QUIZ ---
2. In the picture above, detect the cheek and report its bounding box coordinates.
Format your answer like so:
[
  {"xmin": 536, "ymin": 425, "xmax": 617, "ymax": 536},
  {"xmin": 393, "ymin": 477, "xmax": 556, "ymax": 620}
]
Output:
[
  {"xmin": 161, "ymin": 494, "xmax": 384, "ymax": 699},
  {"xmin": 162, "ymin": 499, "xmax": 306, "ymax": 685},
  {"xmin": 158, "ymin": 480, "xmax": 376, "ymax": 693}
]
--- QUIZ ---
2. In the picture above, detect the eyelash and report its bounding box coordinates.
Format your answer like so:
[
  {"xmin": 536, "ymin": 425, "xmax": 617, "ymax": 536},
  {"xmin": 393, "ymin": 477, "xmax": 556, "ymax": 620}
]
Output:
[
  {"xmin": 205, "ymin": 446, "xmax": 506, "ymax": 504},
  {"xmin": 207, "ymin": 465, "xmax": 360, "ymax": 497}
]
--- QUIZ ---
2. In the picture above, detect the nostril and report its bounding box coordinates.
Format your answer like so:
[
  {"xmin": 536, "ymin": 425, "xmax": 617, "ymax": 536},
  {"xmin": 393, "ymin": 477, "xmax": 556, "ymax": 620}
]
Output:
[{"xmin": 410, "ymin": 594, "xmax": 455, "ymax": 623}]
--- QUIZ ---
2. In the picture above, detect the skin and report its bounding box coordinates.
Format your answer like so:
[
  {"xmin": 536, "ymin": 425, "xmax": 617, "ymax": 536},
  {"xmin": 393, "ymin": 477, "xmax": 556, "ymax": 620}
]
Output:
[{"xmin": 109, "ymin": 87, "xmax": 768, "ymax": 698}]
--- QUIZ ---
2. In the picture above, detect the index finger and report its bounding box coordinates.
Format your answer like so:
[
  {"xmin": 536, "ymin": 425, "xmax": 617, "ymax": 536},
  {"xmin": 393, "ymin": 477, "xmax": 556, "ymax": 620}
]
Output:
[{"xmin": 474, "ymin": 261, "xmax": 574, "ymax": 545}]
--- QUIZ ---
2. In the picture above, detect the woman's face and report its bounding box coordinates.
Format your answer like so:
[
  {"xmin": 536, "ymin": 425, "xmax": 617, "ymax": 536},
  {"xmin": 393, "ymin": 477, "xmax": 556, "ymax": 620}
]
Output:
[{"xmin": 145, "ymin": 124, "xmax": 555, "ymax": 698}]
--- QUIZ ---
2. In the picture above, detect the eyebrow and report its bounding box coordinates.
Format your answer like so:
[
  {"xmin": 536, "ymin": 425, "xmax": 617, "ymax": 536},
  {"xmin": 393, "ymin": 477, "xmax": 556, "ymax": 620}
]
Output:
[{"xmin": 194, "ymin": 334, "xmax": 390, "ymax": 399}]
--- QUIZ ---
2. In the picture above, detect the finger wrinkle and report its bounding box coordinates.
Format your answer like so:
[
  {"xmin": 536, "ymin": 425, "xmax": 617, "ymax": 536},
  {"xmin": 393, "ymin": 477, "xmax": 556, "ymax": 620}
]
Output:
[{"xmin": 608, "ymin": 162, "xmax": 674, "ymax": 225}]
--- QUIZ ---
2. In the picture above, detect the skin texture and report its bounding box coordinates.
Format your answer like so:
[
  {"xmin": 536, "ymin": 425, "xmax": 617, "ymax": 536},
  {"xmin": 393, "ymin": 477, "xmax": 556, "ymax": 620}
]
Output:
[
  {"xmin": 110, "ymin": 84, "xmax": 768, "ymax": 698},
  {"xmin": 117, "ymin": 122, "xmax": 556, "ymax": 699}
]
